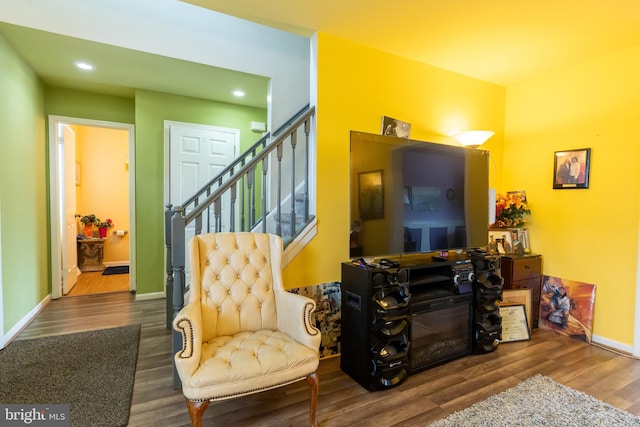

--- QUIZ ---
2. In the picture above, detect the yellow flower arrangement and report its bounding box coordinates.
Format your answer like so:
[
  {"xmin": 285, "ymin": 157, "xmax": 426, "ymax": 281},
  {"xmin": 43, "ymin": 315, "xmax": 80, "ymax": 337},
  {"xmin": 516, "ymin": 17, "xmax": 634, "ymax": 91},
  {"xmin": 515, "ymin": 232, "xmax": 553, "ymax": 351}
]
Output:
[{"xmin": 492, "ymin": 192, "xmax": 531, "ymax": 228}]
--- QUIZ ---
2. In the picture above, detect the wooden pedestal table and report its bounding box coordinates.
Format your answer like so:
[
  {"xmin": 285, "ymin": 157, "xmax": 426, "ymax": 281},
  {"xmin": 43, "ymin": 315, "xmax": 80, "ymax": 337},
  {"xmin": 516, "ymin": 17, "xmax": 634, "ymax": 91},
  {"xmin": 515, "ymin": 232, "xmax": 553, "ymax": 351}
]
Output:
[{"xmin": 77, "ymin": 238, "xmax": 106, "ymax": 272}]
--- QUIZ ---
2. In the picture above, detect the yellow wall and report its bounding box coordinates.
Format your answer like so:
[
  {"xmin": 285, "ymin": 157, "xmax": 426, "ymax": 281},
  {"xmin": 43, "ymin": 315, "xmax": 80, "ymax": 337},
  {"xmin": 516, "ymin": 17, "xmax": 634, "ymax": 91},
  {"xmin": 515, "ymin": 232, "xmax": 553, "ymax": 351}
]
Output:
[
  {"xmin": 75, "ymin": 125, "xmax": 130, "ymax": 264},
  {"xmin": 283, "ymin": 33, "xmax": 506, "ymax": 287},
  {"xmin": 505, "ymin": 45, "xmax": 640, "ymax": 346}
]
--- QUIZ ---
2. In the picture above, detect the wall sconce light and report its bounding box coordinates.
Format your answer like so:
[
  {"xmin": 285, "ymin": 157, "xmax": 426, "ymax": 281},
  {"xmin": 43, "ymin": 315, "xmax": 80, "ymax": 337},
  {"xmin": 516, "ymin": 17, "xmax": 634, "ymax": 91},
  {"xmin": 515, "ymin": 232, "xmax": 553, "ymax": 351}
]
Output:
[{"xmin": 453, "ymin": 130, "xmax": 495, "ymax": 148}]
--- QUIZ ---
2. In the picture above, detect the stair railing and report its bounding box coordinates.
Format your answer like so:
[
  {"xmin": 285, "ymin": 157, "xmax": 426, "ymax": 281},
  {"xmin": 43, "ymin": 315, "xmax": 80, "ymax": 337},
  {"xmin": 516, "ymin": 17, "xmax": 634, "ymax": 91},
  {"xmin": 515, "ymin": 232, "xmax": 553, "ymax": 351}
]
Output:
[{"xmin": 165, "ymin": 105, "xmax": 315, "ymax": 388}]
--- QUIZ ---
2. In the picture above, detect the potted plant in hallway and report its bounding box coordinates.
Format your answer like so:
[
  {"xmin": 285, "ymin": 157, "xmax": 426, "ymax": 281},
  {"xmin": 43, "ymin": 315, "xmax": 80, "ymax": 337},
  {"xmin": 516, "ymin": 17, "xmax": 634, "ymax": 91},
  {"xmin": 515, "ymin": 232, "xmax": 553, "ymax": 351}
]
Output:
[
  {"xmin": 98, "ymin": 218, "xmax": 114, "ymax": 238},
  {"xmin": 78, "ymin": 214, "xmax": 100, "ymax": 238}
]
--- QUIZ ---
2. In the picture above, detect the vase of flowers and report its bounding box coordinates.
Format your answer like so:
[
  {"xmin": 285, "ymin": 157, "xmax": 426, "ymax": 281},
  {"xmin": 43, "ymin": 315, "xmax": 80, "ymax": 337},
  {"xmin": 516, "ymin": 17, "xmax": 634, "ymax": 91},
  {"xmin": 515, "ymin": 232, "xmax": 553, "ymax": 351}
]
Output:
[
  {"xmin": 78, "ymin": 214, "xmax": 100, "ymax": 238},
  {"xmin": 491, "ymin": 192, "xmax": 531, "ymax": 229},
  {"xmin": 98, "ymin": 218, "xmax": 114, "ymax": 238}
]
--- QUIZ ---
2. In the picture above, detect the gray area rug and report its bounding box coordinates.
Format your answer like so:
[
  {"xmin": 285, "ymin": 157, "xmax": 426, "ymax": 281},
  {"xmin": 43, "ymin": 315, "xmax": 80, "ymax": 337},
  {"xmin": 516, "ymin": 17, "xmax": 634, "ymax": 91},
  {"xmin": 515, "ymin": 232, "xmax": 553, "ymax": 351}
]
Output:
[
  {"xmin": 429, "ymin": 374, "xmax": 640, "ymax": 426},
  {"xmin": 0, "ymin": 324, "xmax": 140, "ymax": 427}
]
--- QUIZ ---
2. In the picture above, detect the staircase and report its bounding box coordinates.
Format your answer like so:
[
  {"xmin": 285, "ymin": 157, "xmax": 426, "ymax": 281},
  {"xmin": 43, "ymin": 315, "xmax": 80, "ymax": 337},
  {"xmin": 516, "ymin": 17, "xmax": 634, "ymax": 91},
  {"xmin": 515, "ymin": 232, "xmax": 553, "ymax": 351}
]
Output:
[{"xmin": 165, "ymin": 105, "xmax": 316, "ymax": 387}]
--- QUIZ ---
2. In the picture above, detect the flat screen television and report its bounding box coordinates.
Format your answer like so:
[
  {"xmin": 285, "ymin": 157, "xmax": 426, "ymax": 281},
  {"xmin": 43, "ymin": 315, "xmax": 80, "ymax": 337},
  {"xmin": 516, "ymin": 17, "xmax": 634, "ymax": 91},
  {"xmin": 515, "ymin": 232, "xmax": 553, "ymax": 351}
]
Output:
[{"xmin": 350, "ymin": 131, "xmax": 489, "ymax": 259}]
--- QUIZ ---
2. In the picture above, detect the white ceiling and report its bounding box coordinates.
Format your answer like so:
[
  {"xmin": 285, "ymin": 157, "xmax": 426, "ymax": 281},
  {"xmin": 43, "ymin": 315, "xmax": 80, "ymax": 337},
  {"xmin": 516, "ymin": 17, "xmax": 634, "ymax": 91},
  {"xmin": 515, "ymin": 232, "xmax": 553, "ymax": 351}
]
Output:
[{"xmin": 184, "ymin": 0, "xmax": 640, "ymax": 86}]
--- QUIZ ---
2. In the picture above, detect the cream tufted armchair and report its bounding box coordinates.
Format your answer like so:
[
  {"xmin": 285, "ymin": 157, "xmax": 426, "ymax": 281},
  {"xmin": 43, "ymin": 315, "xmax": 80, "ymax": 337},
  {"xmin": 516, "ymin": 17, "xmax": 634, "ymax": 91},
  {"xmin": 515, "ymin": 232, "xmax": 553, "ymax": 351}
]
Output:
[{"xmin": 173, "ymin": 232, "xmax": 321, "ymax": 427}]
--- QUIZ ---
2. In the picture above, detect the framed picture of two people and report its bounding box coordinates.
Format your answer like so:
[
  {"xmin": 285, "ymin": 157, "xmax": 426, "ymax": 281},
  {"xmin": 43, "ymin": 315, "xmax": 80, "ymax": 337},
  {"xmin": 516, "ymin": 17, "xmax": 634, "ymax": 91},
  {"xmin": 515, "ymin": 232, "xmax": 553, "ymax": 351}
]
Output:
[{"xmin": 553, "ymin": 148, "xmax": 590, "ymax": 189}]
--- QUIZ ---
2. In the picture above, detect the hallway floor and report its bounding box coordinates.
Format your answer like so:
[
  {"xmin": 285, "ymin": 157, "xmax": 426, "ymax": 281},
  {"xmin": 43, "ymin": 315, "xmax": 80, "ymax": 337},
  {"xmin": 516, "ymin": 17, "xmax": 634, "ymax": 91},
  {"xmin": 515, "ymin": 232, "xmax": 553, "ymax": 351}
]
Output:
[{"xmin": 66, "ymin": 270, "xmax": 130, "ymax": 296}]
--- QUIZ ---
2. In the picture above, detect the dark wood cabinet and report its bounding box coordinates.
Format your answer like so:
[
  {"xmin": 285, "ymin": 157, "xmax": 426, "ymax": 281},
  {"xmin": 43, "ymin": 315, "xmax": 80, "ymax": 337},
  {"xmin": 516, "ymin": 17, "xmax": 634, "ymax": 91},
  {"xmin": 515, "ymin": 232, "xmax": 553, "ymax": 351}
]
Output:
[{"xmin": 501, "ymin": 254, "xmax": 542, "ymax": 327}]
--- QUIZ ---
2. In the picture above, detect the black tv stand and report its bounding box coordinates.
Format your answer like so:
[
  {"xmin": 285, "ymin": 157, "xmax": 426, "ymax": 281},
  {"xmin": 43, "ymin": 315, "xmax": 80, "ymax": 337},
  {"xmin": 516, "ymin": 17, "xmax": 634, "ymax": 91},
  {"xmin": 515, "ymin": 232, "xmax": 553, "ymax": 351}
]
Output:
[{"xmin": 340, "ymin": 253, "xmax": 476, "ymax": 390}]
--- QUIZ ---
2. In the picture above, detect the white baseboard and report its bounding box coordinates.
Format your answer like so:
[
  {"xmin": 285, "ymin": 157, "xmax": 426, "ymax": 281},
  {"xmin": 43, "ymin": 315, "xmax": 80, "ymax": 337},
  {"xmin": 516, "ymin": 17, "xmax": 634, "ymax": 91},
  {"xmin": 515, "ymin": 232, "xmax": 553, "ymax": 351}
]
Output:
[
  {"xmin": 135, "ymin": 291, "xmax": 165, "ymax": 301},
  {"xmin": 103, "ymin": 261, "xmax": 130, "ymax": 267},
  {"xmin": 1, "ymin": 294, "xmax": 51, "ymax": 349},
  {"xmin": 591, "ymin": 333, "xmax": 633, "ymax": 354}
]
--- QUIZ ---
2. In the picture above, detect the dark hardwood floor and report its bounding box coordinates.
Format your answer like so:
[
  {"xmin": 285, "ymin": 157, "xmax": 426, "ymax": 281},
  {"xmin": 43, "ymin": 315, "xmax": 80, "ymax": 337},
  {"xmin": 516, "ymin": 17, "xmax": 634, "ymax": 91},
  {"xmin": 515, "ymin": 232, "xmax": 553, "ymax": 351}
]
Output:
[{"xmin": 14, "ymin": 292, "xmax": 640, "ymax": 426}]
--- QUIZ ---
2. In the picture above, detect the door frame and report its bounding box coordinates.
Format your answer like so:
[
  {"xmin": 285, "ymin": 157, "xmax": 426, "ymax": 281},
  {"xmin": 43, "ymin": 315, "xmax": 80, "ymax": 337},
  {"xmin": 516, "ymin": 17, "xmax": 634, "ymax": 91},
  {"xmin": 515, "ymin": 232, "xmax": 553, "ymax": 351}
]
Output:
[{"xmin": 48, "ymin": 115, "xmax": 136, "ymax": 299}]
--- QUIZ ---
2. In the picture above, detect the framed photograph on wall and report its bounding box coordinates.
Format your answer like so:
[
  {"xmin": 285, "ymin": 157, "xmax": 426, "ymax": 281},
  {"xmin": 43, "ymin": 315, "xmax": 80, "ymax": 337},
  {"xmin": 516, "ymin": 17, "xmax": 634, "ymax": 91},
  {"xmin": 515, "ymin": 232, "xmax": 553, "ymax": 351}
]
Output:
[
  {"xmin": 358, "ymin": 170, "xmax": 384, "ymax": 220},
  {"xmin": 553, "ymin": 148, "xmax": 591, "ymax": 189}
]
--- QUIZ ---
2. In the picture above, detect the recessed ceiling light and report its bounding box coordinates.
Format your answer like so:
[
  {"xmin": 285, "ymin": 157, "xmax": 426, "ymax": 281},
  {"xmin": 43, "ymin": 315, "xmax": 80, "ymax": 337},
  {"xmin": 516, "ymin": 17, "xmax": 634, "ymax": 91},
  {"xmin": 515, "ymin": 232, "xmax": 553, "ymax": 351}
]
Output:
[
  {"xmin": 232, "ymin": 90, "xmax": 245, "ymax": 97},
  {"xmin": 74, "ymin": 62, "xmax": 95, "ymax": 71}
]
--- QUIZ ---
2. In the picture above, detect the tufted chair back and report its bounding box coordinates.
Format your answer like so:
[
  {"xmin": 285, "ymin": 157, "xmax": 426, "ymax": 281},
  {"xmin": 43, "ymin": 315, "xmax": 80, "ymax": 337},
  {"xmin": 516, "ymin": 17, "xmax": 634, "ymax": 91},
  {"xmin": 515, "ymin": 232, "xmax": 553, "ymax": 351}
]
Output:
[
  {"xmin": 174, "ymin": 232, "xmax": 320, "ymax": 426},
  {"xmin": 189, "ymin": 232, "xmax": 282, "ymax": 342}
]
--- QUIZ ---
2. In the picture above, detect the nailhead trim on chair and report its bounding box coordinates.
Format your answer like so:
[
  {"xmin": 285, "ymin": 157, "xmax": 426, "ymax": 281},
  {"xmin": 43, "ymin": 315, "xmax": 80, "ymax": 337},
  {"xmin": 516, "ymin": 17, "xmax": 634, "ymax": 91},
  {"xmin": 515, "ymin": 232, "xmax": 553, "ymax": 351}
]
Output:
[
  {"xmin": 175, "ymin": 318, "xmax": 194, "ymax": 358},
  {"xmin": 304, "ymin": 301, "xmax": 320, "ymax": 337},
  {"xmin": 187, "ymin": 374, "xmax": 311, "ymax": 402}
]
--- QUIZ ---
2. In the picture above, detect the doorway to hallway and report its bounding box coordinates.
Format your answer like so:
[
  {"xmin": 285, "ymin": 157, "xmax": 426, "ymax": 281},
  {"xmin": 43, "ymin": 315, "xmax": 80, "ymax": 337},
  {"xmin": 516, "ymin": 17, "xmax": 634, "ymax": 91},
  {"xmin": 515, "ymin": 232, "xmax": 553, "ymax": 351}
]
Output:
[{"xmin": 48, "ymin": 116, "xmax": 135, "ymax": 299}]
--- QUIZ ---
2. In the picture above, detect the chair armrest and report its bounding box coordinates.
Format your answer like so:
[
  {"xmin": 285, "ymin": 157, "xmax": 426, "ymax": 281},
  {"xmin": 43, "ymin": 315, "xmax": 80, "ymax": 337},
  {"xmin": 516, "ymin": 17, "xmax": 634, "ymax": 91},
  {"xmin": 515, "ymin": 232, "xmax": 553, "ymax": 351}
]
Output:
[
  {"xmin": 172, "ymin": 301, "xmax": 203, "ymax": 380},
  {"xmin": 275, "ymin": 290, "xmax": 321, "ymax": 351}
]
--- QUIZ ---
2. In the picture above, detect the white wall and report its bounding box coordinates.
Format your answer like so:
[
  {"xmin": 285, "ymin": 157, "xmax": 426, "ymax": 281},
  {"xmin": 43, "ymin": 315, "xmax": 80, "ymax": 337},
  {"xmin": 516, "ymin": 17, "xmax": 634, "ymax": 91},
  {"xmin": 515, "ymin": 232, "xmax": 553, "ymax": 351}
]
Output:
[{"xmin": 0, "ymin": 0, "xmax": 311, "ymax": 127}]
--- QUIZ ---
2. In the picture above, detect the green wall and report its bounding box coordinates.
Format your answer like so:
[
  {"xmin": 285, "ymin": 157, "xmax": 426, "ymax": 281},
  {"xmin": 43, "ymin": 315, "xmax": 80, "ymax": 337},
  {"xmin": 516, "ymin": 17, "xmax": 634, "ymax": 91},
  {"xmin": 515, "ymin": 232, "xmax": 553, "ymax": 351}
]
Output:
[
  {"xmin": 0, "ymin": 36, "xmax": 48, "ymax": 335},
  {"xmin": 45, "ymin": 87, "xmax": 135, "ymax": 124},
  {"xmin": 46, "ymin": 89, "xmax": 266, "ymax": 296},
  {"xmin": 133, "ymin": 89, "xmax": 267, "ymax": 294},
  {"xmin": 1, "ymin": 60, "xmax": 266, "ymax": 335}
]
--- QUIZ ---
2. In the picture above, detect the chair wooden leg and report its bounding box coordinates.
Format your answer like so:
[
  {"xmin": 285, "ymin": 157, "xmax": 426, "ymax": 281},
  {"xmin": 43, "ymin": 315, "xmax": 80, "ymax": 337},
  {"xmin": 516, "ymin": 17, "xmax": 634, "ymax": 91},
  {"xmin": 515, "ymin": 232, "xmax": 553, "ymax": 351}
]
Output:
[
  {"xmin": 186, "ymin": 399, "xmax": 210, "ymax": 427},
  {"xmin": 306, "ymin": 371, "xmax": 319, "ymax": 427}
]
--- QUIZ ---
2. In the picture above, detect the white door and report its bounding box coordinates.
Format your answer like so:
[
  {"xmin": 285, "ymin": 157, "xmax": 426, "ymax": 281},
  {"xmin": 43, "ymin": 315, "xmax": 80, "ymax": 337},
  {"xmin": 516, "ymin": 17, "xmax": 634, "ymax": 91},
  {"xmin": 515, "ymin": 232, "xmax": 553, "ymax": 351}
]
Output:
[
  {"xmin": 60, "ymin": 124, "xmax": 79, "ymax": 294},
  {"xmin": 168, "ymin": 123, "xmax": 239, "ymax": 232},
  {"xmin": 167, "ymin": 122, "xmax": 239, "ymax": 293}
]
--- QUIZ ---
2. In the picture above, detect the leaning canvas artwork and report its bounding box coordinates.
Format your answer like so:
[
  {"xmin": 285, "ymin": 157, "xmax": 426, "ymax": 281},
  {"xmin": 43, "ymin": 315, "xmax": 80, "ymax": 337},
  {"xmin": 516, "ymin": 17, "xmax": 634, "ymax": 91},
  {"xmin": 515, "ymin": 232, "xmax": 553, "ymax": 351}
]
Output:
[
  {"xmin": 539, "ymin": 275, "xmax": 596, "ymax": 343},
  {"xmin": 289, "ymin": 282, "xmax": 341, "ymax": 358}
]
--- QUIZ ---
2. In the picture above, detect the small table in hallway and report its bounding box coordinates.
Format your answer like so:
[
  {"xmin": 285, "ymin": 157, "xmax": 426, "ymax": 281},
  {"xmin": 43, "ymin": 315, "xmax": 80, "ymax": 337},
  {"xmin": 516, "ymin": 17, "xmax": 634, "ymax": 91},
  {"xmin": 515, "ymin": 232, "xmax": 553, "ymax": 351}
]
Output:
[{"xmin": 77, "ymin": 238, "xmax": 106, "ymax": 272}]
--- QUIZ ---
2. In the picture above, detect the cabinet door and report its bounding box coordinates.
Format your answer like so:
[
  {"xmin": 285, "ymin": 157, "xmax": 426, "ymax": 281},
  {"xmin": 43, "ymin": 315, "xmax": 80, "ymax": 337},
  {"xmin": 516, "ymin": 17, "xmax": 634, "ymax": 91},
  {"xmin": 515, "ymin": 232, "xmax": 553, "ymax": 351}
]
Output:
[{"xmin": 511, "ymin": 257, "xmax": 541, "ymax": 281}]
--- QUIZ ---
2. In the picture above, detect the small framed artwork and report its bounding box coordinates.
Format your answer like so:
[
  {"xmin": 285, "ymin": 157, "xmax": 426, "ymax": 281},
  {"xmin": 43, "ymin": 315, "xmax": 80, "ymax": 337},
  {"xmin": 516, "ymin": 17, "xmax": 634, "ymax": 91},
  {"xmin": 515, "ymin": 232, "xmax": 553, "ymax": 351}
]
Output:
[
  {"xmin": 358, "ymin": 170, "xmax": 384, "ymax": 220},
  {"xmin": 381, "ymin": 116, "xmax": 411, "ymax": 138},
  {"xmin": 553, "ymin": 148, "xmax": 591, "ymax": 189},
  {"xmin": 499, "ymin": 304, "xmax": 531, "ymax": 342},
  {"xmin": 488, "ymin": 230, "xmax": 514, "ymax": 254},
  {"xmin": 501, "ymin": 288, "xmax": 532, "ymax": 331},
  {"xmin": 540, "ymin": 275, "xmax": 596, "ymax": 343}
]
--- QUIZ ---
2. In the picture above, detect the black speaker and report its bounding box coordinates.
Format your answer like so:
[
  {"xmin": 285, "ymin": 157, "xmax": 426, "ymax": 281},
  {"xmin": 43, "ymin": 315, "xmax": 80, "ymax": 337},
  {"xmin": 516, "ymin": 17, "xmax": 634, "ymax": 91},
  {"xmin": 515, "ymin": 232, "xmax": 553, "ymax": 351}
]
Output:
[
  {"xmin": 340, "ymin": 265, "xmax": 411, "ymax": 390},
  {"xmin": 471, "ymin": 255, "xmax": 503, "ymax": 354}
]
